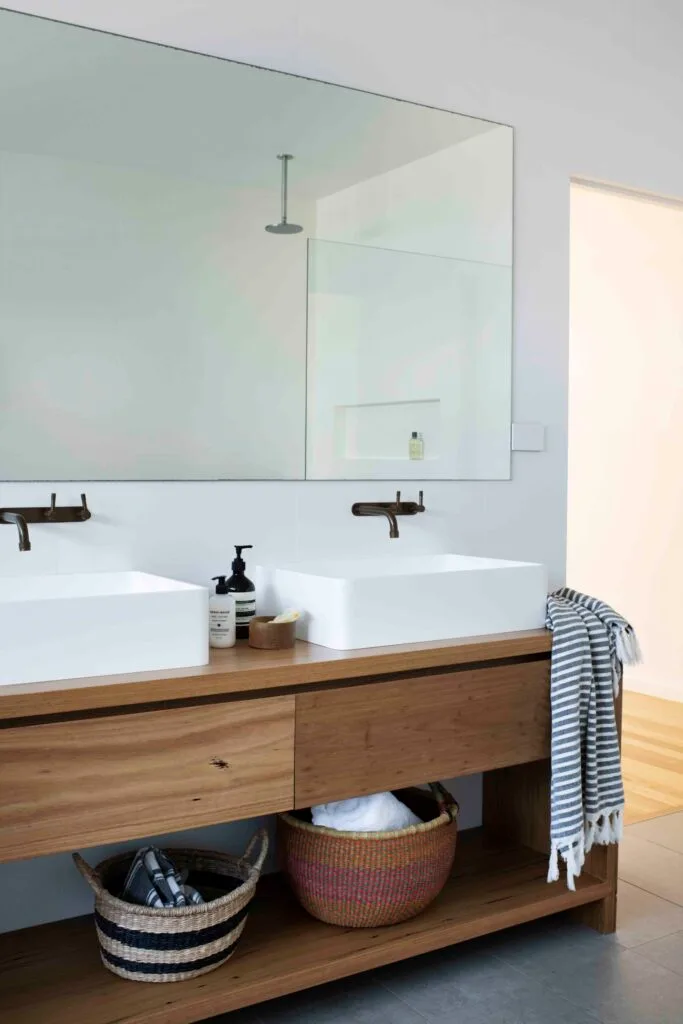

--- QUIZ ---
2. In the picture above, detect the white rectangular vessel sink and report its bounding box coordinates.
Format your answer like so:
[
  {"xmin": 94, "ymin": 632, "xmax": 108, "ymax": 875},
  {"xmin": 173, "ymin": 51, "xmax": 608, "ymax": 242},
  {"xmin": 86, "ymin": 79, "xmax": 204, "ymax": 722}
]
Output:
[
  {"xmin": 0, "ymin": 571, "xmax": 209, "ymax": 686},
  {"xmin": 264, "ymin": 554, "xmax": 547, "ymax": 650}
]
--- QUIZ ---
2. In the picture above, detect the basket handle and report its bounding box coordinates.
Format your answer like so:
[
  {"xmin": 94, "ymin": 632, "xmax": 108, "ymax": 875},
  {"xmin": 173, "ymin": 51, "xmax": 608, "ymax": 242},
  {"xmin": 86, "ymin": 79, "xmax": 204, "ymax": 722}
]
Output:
[
  {"xmin": 72, "ymin": 852, "xmax": 105, "ymax": 895},
  {"xmin": 428, "ymin": 782, "xmax": 459, "ymax": 821},
  {"xmin": 239, "ymin": 827, "xmax": 269, "ymax": 874}
]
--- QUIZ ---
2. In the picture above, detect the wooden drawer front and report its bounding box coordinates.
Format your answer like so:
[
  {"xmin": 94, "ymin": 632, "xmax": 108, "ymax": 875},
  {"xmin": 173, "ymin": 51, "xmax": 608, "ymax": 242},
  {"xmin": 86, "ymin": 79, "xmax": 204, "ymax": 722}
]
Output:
[
  {"xmin": 295, "ymin": 660, "xmax": 549, "ymax": 806},
  {"xmin": 0, "ymin": 696, "xmax": 294, "ymax": 862}
]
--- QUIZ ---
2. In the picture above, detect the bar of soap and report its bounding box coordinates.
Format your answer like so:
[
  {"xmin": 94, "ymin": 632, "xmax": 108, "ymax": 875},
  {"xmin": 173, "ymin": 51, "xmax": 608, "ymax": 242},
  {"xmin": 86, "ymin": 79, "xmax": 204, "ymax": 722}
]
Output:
[{"xmin": 271, "ymin": 609, "xmax": 301, "ymax": 624}]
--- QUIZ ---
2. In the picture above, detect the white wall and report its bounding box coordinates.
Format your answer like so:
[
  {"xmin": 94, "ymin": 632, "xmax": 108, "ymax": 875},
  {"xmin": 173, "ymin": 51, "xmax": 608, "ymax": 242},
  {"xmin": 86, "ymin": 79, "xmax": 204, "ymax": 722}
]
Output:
[
  {"xmin": 4, "ymin": 0, "xmax": 683, "ymax": 932},
  {"xmin": 568, "ymin": 184, "xmax": 683, "ymax": 701},
  {"xmin": 0, "ymin": 150, "xmax": 309, "ymax": 479},
  {"xmin": 315, "ymin": 127, "xmax": 513, "ymax": 264}
]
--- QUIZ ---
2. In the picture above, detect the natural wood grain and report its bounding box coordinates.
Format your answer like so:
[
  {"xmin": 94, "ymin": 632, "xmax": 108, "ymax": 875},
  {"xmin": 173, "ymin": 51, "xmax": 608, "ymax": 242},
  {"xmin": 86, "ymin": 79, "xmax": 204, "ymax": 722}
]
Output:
[
  {"xmin": 0, "ymin": 630, "xmax": 551, "ymax": 722},
  {"xmin": 0, "ymin": 696, "xmax": 294, "ymax": 863},
  {"xmin": 295, "ymin": 660, "xmax": 550, "ymax": 806},
  {"xmin": 622, "ymin": 690, "xmax": 683, "ymax": 824},
  {"xmin": 483, "ymin": 759, "xmax": 551, "ymax": 855},
  {"xmin": 572, "ymin": 844, "xmax": 619, "ymax": 933},
  {"xmin": 485, "ymin": 688, "xmax": 623, "ymax": 936},
  {"xmin": 0, "ymin": 833, "xmax": 609, "ymax": 1024}
]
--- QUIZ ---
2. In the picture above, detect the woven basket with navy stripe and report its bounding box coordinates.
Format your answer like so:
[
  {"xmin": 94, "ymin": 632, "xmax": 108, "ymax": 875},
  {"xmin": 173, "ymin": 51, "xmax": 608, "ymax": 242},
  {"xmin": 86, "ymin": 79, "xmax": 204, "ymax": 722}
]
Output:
[{"xmin": 73, "ymin": 830, "xmax": 268, "ymax": 983}]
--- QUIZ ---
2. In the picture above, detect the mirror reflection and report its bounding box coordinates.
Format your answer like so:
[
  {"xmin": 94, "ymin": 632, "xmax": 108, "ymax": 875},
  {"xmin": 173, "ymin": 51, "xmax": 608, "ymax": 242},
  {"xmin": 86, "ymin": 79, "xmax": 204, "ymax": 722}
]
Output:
[{"xmin": 0, "ymin": 10, "xmax": 512, "ymax": 481}]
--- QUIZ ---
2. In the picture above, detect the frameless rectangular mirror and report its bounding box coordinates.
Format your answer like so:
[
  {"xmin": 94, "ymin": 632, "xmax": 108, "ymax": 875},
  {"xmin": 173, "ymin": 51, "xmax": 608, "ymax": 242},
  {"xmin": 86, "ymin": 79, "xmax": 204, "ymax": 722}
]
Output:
[{"xmin": 0, "ymin": 9, "xmax": 512, "ymax": 481}]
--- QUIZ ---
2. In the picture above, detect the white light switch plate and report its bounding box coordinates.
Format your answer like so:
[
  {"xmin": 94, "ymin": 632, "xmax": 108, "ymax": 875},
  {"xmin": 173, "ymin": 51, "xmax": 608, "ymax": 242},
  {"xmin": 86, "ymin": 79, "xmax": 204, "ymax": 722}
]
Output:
[{"xmin": 511, "ymin": 423, "xmax": 545, "ymax": 451}]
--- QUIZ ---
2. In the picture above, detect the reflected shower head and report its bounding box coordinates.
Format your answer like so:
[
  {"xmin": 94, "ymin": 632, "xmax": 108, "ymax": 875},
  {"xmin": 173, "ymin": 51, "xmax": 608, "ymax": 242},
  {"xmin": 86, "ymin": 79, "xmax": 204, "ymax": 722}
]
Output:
[
  {"xmin": 265, "ymin": 221, "xmax": 303, "ymax": 234},
  {"xmin": 265, "ymin": 153, "xmax": 303, "ymax": 234}
]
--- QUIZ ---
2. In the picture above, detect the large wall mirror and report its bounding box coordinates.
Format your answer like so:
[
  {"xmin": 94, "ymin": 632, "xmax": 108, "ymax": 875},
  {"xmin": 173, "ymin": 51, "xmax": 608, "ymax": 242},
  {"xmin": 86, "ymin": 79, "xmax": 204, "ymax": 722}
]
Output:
[{"xmin": 0, "ymin": 10, "xmax": 513, "ymax": 481}]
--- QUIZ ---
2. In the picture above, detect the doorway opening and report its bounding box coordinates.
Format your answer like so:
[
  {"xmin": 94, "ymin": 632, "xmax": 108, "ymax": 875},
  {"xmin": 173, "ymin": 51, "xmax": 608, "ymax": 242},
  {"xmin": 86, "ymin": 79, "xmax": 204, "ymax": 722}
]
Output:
[{"xmin": 568, "ymin": 180, "xmax": 683, "ymax": 826}]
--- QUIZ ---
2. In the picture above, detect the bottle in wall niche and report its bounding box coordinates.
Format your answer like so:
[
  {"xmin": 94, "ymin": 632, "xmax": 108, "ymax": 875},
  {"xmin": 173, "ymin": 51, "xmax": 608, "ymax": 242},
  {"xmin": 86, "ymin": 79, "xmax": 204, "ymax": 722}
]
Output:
[
  {"xmin": 409, "ymin": 431, "xmax": 424, "ymax": 460},
  {"xmin": 209, "ymin": 576, "xmax": 236, "ymax": 649},
  {"xmin": 227, "ymin": 545, "xmax": 257, "ymax": 640}
]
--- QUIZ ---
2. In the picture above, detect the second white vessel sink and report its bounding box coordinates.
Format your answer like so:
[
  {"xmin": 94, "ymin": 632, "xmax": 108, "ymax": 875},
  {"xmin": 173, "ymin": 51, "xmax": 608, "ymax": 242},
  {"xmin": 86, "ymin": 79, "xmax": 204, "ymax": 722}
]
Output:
[
  {"xmin": 0, "ymin": 571, "xmax": 209, "ymax": 686},
  {"xmin": 264, "ymin": 554, "xmax": 547, "ymax": 650}
]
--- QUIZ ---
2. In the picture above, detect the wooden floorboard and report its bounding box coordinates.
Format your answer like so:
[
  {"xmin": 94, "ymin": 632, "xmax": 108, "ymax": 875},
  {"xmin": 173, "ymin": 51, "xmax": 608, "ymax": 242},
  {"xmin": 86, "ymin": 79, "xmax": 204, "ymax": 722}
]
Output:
[
  {"xmin": 623, "ymin": 690, "xmax": 683, "ymax": 824},
  {"xmin": 0, "ymin": 832, "xmax": 608, "ymax": 1024}
]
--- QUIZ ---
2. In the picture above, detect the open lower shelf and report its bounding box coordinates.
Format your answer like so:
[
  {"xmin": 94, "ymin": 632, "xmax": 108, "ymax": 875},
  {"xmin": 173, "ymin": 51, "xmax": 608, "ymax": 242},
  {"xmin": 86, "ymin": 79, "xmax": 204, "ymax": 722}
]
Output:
[{"xmin": 1, "ymin": 831, "xmax": 609, "ymax": 1024}]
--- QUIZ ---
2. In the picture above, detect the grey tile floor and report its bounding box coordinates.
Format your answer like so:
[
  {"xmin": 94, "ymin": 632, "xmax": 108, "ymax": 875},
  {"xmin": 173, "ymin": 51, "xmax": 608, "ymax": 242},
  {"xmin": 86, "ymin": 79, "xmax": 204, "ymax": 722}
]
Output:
[{"xmin": 208, "ymin": 812, "xmax": 683, "ymax": 1024}]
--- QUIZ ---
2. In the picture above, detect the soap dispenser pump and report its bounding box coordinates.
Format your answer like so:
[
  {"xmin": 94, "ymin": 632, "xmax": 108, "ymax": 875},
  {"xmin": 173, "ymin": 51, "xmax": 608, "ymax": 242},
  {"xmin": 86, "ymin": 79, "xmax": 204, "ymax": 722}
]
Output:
[{"xmin": 226, "ymin": 545, "xmax": 257, "ymax": 639}]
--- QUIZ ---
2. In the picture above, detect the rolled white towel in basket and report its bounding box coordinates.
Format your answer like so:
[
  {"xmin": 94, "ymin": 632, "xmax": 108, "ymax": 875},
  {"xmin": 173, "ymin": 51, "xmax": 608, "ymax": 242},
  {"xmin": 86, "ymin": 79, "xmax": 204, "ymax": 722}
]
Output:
[{"xmin": 311, "ymin": 791, "xmax": 421, "ymax": 832}]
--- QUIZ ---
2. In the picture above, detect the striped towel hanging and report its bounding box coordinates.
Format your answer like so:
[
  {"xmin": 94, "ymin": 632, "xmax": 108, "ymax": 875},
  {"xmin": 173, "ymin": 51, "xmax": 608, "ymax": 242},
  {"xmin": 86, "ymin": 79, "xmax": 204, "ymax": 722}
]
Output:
[{"xmin": 545, "ymin": 588, "xmax": 641, "ymax": 890}]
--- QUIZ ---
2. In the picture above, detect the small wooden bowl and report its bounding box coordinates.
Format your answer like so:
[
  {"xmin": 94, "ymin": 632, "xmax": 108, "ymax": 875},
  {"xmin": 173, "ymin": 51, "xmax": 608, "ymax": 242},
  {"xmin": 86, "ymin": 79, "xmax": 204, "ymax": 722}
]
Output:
[{"xmin": 248, "ymin": 616, "xmax": 297, "ymax": 650}]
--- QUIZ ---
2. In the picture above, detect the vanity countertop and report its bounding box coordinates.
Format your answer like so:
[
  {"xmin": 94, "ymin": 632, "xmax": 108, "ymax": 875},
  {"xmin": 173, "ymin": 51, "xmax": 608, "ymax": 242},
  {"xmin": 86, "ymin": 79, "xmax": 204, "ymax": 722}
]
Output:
[{"xmin": 0, "ymin": 629, "xmax": 550, "ymax": 721}]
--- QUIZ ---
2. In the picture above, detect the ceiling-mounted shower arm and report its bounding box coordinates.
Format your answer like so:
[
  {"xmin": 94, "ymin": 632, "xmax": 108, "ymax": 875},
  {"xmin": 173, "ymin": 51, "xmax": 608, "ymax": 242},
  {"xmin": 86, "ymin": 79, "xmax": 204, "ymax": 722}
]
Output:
[
  {"xmin": 265, "ymin": 153, "xmax": 303, "ymax": 234},
  {"xmin": 279, "ymin": 153, "xmax": 292, "ymax": 226}
]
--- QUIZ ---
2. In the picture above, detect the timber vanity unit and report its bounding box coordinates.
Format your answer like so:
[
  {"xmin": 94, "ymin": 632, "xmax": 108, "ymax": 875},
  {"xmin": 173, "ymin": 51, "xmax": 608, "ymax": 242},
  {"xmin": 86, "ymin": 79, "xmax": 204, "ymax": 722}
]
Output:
[{"xmin": 0, "ymin": 630, "xmax": 619, "ymax": 1024}]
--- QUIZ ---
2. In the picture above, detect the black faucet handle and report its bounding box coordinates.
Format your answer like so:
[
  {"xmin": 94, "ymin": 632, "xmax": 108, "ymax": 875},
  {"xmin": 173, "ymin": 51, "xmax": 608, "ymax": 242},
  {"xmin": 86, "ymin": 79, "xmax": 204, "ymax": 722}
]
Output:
[
  {"xmin": 78, "ymin": 493, "xmax": 91, "ymax": 521},
  {"xmin": 395, "ymin": 490, "xmax": 402, "ymax": 507},
  {"xmin": 418, "ymin": 490, "xmax": 424, "ymax": 509},
  {"xmin": 44, "ymin": 492, "xmax": 58, "ymax": 521}
]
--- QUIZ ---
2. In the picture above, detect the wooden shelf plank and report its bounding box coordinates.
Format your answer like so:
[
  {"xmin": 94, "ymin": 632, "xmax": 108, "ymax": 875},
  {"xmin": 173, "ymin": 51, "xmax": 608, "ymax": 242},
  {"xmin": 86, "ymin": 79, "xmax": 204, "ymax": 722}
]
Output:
[
  {"xmin": 0, "ymin": 630, "xmax": 551, "ymax": 722},
  {"xmin": 1, "ymin": 833, "xmax": 609, "ymax": 1024}
]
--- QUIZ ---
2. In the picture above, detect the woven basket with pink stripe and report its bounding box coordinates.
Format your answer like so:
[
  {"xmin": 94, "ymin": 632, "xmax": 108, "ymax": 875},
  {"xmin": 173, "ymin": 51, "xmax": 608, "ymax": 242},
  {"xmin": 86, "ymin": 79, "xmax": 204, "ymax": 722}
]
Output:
[{"xmin": 278, "ymin": 783, "xmax": 458, "ymax": 928}]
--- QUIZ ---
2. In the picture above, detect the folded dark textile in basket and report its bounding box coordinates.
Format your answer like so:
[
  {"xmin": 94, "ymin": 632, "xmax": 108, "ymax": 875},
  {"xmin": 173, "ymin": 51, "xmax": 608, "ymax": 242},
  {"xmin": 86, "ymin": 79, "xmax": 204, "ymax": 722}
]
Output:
[{"xmin": 122, "ymin": 847, "xmax": 204, "ymax": 908}]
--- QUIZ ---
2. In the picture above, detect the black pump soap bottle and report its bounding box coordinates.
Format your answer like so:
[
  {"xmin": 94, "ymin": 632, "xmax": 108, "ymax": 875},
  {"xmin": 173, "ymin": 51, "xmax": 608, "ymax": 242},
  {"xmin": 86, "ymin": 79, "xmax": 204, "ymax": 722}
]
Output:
[{"xmin": 226, "ymin": 545, "xmax": 256, "ymax": 639}]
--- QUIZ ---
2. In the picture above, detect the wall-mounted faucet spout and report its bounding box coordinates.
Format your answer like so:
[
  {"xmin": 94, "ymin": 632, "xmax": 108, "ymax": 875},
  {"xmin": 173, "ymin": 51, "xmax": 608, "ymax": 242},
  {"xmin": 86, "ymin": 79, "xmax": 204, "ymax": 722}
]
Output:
[
  {"xmin": 352, "ymin": 503, "xmax": 400, "ymax": 538},
  {"xmin": 0, "ymin": 492, "xmax": 91, "ymax": 551},
  {"xmin": 351, "ymin": 490, "xmax": 425, "ymax": 539},
  {"xmin": 0, "ymin": 511, "xmax": 31, "ymax": 551}
]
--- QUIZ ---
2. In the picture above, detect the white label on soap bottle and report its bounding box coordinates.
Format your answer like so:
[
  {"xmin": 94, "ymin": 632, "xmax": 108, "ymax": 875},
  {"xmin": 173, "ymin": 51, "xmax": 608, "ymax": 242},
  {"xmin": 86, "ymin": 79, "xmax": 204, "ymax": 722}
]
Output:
[
  {"xmin": 209, "ymin": 599, "xmax": 236, "ymax": 647},
  {"xmin": 210, "ymin": 609, "xmax": 233, "ymax": 630}
]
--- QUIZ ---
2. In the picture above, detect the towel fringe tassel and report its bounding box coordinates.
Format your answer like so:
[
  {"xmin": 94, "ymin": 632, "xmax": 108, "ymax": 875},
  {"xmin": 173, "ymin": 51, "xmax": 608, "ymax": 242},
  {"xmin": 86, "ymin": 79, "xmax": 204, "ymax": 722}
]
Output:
[
  {"xmin": 616, "ymin": 627, "xmax": 642, "ymax": 668},
  {"xmin": 549, "ymin": 809, "xmax": 622, "ymax": 890},
  {"xmin": 549, "ymin": 831, "xmax": 585, "ymax": 892},
  {"xmin": 547, "ymin": 843, "xmax": 560, "ymax": 884},
  {"xmin": 585, "ymin": 806, "xmax": 624, "ymax": 852}
]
